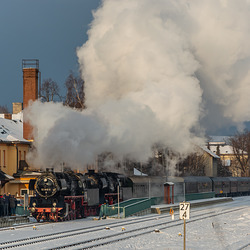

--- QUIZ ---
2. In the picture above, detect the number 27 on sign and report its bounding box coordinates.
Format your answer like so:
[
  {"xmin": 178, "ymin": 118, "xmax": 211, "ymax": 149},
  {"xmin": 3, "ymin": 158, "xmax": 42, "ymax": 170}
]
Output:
[{"xmin": 179, "ymin": 202, "xmax": 190, "ymax": 220}]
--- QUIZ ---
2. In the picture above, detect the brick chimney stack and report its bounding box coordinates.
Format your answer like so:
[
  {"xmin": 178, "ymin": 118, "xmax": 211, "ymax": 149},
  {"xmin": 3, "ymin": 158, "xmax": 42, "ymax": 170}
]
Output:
[
  {"xmin": 12, "ymin": 102, "xmax": 23, "ymax": 114},
  {"xmin": 4, "ymin": 113, "xmax": 12, "ymax": 120},
  {"xmin": 22, "ymin": 59, "xmax": 40, "ymax": 140}
]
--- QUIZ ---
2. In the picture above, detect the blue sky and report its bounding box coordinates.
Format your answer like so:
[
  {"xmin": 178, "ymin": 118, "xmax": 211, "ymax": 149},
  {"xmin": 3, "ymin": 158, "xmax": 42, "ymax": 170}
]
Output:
[
  {"xmin": 1, "ymin": 0, "xmax": 250, "ymax": 137},
  {"xmin": 0, "ymin": 0, "xmax": 101, "ymax": 111}
]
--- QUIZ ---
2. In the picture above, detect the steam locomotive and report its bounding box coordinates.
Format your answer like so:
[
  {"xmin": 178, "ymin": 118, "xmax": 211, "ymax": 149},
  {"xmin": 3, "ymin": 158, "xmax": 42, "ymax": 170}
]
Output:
[{"xmin": 29, "ymin": 168, "xmax": 133, "ymax": 222}]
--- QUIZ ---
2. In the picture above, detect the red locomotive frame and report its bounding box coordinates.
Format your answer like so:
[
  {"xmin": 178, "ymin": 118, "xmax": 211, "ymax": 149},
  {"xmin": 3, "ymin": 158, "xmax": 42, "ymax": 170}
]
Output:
[{"xmin": 30, "ymin": 194, "xmax": 117, "ymax": 222}]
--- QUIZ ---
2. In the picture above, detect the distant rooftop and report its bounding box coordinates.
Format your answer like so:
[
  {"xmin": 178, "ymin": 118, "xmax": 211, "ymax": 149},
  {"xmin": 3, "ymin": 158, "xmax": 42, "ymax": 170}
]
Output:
[
  {"xmin": 201, "ymin": 146, "xmax": 220, "ymax": 158},
  {"xmin": 207, "ymin": 135, "xmax": 231, "ymax": 143}
]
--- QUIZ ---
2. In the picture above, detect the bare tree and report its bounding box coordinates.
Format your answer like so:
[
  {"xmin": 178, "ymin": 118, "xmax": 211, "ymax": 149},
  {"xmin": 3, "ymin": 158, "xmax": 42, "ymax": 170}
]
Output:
[
  {"xmin": 40, "ymin": 78, "xmax": 61, "ymax": 102},
  {"xmin": 217, "ymin": 159, "xmax": 232, "ymax": 177},
  {"xmin": 228, "ymin": 130, "xmax": 250, "ymax": 177},
  {"xmin": 178, "ymin": 150, "xmax": 206, "ymax": 176},
  {"xmin": 214, "ymin": 145, "xmax": 232, "ymax": 177},
  {"xmin": 64, "ymin": 72, "xmax": 85, "ymax": 110},
  {"xmin": 0, "ymin": 105, "xmax": 9, "ymax": 113}
]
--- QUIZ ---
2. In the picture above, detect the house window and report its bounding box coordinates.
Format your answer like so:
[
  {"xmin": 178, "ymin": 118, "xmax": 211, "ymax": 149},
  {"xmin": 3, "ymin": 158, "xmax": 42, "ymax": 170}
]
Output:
[{"xmin": 20, "ymin": 189, "xmax": 29, "ymax": 196}]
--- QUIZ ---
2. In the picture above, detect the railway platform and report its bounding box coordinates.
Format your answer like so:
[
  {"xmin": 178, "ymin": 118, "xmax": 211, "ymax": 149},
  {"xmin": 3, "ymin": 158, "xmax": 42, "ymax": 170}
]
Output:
[
  {"xmin": 0, "ymin": 215, "xmax": 29, "ymax": 228},
  {"xmin": 151, "ymin": 197, "xmax": 233, "ymax": 214},
  {"xmin": 102, "ymin": 196, "xmax": 234, "ymax": 218}
]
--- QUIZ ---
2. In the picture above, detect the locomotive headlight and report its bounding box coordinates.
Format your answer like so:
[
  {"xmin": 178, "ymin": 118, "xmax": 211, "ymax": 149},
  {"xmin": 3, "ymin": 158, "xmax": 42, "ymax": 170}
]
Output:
[
  {"xmin": 51, "ymin": 207, "xmax": 56, "ymax": 213},
  {"xmin": 52, "ymin": 202, "xmax": 57, "ymax": 207},
  {"xmin": 31, "ymin": 207, "xmax": 36, "ymax": 213}
]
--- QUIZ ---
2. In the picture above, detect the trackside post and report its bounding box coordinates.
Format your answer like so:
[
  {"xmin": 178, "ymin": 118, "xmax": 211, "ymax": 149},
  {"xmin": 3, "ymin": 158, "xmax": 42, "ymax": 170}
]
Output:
[
  {"xmin": 179, "ymin": 202, "xmax": 190, "ymax": 250},
  {"xmin": 169, "ymin": 208, "xmax": 174, "ymax": 220}
]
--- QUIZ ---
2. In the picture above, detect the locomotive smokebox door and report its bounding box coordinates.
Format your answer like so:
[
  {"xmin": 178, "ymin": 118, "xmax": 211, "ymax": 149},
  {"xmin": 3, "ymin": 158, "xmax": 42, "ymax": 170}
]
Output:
[{"xmin": 164, "ymin": 182, "xmax": 174, "ymax": 204}]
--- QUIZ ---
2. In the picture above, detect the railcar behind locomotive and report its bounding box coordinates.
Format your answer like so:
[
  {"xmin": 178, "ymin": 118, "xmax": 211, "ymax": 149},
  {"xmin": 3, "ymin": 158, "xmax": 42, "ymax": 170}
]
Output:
[
  {"xmin": 166, "ymin": 175, "xmax": 250, "ymax": 200},
  {"xmin": 129, "ymin": 175, "xmax": 165, "ymax": 198},
  {"xmin": 211, "ymin": 176, "xmax": 250, "ymax": 196},
  {"xmin": 29, "ymin": 169, "xmax": 133, "ymax": 222}
]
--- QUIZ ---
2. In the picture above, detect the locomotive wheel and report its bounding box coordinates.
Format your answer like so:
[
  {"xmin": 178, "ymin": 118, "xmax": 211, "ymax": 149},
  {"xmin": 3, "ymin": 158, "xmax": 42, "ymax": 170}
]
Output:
[
  {"xmin": 36, "ymin": 214, "xmax": 41, "ymax": 222},
  {"xmin": 65, "ymin": 214, "xmax": 70, "ymax": 221},
  {"xmin": 81, "ymin": 208, "xmax": 85, "ymax": 218}
]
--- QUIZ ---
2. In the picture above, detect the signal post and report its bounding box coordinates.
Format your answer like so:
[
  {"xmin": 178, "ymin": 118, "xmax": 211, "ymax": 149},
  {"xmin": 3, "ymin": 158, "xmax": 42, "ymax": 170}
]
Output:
[{"xmin": 179, "ymin": 202, "xmax": 190, "ymax": 250}]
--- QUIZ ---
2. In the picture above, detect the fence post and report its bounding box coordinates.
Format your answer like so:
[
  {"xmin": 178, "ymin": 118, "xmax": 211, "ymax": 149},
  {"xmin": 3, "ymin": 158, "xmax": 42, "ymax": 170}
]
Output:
[{"xmin": 118, "ymin": 185, "xmax": 120, "ymax": 219}]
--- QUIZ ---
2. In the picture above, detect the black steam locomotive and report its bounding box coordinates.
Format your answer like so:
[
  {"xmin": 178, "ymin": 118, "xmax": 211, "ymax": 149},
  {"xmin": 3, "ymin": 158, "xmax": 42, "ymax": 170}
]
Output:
[{"xmin": 29, "ymin": 169, "xmax": 133, "ymax": 222}]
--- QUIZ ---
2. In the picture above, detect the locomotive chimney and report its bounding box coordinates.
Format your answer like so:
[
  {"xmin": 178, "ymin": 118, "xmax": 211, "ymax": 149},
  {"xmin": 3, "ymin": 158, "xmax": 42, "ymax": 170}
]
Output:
[
  {"xmin": 46, "ymin": 168, "xmax": 54, "ymax": 173},
  {"xmin": 22, "ymin": 59, "xmax": 41, "ymax": 141}
]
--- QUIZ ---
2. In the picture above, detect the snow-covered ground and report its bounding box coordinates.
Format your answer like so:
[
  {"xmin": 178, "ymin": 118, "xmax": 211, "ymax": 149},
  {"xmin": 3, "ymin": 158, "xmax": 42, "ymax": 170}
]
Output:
[
  {"xmin": 99, "ymin": 198, "xmax": 250, "ymax": 250},
  {"xmin": 0, "ymin": 196, "xmax": 249, "ymax": 250}
]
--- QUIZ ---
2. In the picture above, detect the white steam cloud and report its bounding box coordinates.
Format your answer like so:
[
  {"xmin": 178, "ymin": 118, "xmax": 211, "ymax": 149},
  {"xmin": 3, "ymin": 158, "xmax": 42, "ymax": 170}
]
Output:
[{"xmin": 26, "ymin": 0, "xmax": 250, "ymax": 170}]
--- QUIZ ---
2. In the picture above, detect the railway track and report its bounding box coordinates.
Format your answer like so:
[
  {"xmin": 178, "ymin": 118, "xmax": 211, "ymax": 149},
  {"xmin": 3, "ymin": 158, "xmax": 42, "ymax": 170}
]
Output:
[
  {"xmin": 0, "ymin": 221, "xmax": 51, "ymax": 232},
  {"xmin": 0, "ymin": 214, "xmax": 168, "ymax": 248},
  {"xmin": 50, "ymin": 206, "xmax": 248, "ymax": 250},
  {"xmin": 0, "ymin": 205, "xmax": 247, "ymax": 250}
]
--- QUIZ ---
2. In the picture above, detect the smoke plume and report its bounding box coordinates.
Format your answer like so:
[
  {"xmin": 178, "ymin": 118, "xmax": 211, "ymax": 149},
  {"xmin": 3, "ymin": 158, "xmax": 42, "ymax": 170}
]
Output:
[{"xmin": 26, "ymin": 0, "xmax": 250, "ymax": 170}]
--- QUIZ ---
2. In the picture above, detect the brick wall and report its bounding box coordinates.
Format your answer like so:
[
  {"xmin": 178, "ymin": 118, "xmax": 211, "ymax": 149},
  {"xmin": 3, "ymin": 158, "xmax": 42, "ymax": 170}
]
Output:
[{"xmin": 4, "ymin": 114, "xmax": 12, "ymax": 120}]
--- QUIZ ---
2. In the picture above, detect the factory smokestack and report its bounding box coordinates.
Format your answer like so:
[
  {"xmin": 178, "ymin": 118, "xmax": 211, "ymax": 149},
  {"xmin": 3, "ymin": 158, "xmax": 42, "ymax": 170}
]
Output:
[{"xmin": 22, "ymin": 59, "xmax": 40, "ymax": 140}]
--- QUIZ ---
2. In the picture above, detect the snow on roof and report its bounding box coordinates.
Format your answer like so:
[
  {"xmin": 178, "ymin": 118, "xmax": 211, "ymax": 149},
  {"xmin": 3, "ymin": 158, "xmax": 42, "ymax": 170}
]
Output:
[
  {"xmin": 201, "ymin": 146, "xmax": 220, "ymax": 158},
  {"xmin": 209, "ymin": 145, "xmax": 234, "ymax": 154},
  {"xmin": 0, "ymin": 170, "xmax": 14, "ymax": 180},
  {"xmin": 209, "ymin": 144, "xmax": 247, "ymax": 155},
  {"xmin": 12, "ymin": 112, "xmax": 23, "ymax": 122},
  {"xmin": 0, "ymin": 117, "xmax": 29, "ymax": 143},
  {"xmin": 133, "ymin": 168, "xmax": 148, "ymax": 176}
]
